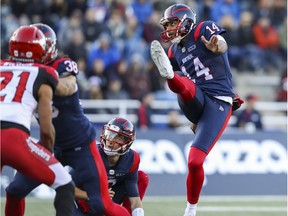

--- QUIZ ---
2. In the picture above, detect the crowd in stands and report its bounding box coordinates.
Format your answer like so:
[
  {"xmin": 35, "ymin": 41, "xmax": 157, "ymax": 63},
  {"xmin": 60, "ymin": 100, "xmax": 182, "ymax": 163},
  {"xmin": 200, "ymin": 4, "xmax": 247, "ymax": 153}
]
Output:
[{"xmin": 1, "ymin": 0, "xmax": 287, "ymax": 128}]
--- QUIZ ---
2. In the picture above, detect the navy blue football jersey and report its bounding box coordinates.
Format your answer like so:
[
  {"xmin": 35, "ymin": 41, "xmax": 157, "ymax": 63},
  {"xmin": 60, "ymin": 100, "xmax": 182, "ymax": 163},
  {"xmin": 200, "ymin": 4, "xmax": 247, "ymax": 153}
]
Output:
[
  {"xmin": 97, "ymin": 145, "xmax": 140, "ymax": 199},
  {"xmin": 48, "ymin": 57, "xmax": 96, "ymax": 150},
  {"xmin": 168, "ymin": 21, "xmax": 234, "ymax": 97}
]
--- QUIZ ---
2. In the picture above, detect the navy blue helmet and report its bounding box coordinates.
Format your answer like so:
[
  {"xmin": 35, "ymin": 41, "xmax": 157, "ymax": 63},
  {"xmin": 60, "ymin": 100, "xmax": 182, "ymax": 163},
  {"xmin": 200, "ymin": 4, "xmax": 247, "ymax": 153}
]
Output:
[
  {"xmin": 100, "ymin": 117, "xmax": 136, "ymax": 156},
  {"xmin": 160, "ymin": 4, "xmax": 196, "ymax": 44}
]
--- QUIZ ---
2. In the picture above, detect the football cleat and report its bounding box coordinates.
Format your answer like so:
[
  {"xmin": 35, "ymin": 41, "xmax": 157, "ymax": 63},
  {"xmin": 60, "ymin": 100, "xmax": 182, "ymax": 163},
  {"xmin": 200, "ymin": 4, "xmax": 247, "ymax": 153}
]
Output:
[{"xmin": 150, "ymin": 40, "xmax": 174, "ymax": 79}]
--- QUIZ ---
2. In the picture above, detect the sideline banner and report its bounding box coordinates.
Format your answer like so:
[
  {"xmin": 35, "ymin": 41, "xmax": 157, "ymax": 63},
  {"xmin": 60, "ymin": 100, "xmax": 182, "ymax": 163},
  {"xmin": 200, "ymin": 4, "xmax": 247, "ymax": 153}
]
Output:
[
  {"xmin": 1, "ymin": 128, "xmax": 287, "ymax": 197},
  {"xmin": 132, "ymin": 129, "xmax": 287, "ymax": 196}
]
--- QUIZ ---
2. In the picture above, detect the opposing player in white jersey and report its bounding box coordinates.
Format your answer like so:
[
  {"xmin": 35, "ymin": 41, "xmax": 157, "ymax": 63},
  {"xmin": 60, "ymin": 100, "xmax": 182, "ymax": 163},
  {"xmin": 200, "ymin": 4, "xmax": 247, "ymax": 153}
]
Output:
[{"xmin": 0, "ymin": 25, "xmax": 75, "ymax": 216}]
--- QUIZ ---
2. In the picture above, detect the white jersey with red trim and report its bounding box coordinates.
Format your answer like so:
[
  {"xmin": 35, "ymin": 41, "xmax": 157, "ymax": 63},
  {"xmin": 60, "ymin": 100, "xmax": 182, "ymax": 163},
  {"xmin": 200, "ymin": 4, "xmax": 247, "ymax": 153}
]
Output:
[{"xmin": 0, "ymin": 60, "xmax": 58, "ymax": 131}]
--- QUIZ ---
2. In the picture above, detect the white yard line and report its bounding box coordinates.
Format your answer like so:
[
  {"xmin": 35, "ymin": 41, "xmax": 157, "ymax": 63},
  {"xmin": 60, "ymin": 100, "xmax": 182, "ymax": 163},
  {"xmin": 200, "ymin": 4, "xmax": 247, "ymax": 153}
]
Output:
[
  {"xmin": 197, "ymin": 206, "xmax": 287, "ymax": 212},
  {"xmin": 144, "ymin": 195, "xmax": 287, "ymax": 202}
]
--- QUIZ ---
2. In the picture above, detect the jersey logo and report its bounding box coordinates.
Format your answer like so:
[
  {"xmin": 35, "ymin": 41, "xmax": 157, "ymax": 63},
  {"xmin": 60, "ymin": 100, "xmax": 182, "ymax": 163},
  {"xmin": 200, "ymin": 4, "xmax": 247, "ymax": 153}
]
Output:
[
  {"xmin": 188, "ymin": 45, "xmax": 196, "ymax": 52},
  {"xmin": 26, "ymin": 138, "xmax": 51, "ymax": 161},
  {"xmin": 219, "ymin": 105, "xmax": 224, "ymax": 111},
  {"xmin": 182, "ymin": 54, "xmax": 193, "ymax": 64}
]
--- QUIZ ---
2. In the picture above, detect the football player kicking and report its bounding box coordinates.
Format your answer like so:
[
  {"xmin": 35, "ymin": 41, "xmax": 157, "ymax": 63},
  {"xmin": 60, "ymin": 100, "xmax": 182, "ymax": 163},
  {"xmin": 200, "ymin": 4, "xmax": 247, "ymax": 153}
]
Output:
[
  {"xmin": 150, "ymin": 4, "xmax": 243, "ymax": 216},
  {"xmin": 5, "ymin": 24, "xmax": 130, "ymax": 216},
  {"xmin": 73, "ymin": 117, "xmax": 148, "ymax": 216},
  {"xmin": 1, "ymin": 25, "xmax": 75, "ymax": 216}
]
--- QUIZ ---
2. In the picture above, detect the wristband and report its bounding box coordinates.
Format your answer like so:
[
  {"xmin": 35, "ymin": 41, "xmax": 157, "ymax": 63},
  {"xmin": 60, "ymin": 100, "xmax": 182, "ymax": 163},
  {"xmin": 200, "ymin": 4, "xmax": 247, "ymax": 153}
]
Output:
[{"xmin": 132, "ymin": 208, "xmax": 144, "ymax": 216}]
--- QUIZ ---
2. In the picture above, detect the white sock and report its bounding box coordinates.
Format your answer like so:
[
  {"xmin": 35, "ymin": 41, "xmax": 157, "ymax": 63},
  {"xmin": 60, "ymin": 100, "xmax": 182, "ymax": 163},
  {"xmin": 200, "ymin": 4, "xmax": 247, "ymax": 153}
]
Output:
[
  {"xmin": 187, "ymin": 202, "xmax": 197, "ymax": 210},
  {"xmin": 184, "ymin": 202, "xmax": 197, "ymax": 216}
]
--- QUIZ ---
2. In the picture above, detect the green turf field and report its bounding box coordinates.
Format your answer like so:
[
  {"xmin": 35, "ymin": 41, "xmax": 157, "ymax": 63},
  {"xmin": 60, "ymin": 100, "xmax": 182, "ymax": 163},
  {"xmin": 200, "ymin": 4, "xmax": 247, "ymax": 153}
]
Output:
[{"xmin": 1, "ymin": 196, "xmax": 287, "ymax": 216}]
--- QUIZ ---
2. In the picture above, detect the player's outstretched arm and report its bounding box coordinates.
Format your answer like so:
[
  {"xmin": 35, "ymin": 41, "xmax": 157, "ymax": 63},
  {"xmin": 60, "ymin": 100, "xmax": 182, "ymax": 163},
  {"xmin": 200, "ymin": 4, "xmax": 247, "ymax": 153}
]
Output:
[
  {"xmin": 55, "ymin": 75, "xmax": 77, "ymax": 96},
  {"xmin": 201, "ymin": 35, "xmax": 227, "ymax": 53},
  {"xmin": 38, "ymin": 84, "xmax": 55, "ymax": 151}
]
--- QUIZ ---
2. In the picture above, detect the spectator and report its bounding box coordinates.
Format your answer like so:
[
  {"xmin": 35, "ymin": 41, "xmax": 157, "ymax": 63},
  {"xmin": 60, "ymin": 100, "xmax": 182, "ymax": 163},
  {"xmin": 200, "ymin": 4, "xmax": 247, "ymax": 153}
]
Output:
[
  {"xmin": 82, "ymin": 8, "xmax": 109, "ymax": 43},
  {"xmin": 123, "ymin": 15, "xmax": 148, "ymax": 62},
  {"xmin": 87, "ymin": 76, "xmax": 104, "ymax": 100},
  {"xmin": 87, "ymin": 33, "xmax": 120, "ymax": 72},
  {"xmin": 252, "ymin": 15, "xmax": 285, "ymax": 73},
  {"xmin": 87, "ymin": 0, "xmax": 109, "ymax": 23},
  {"xmin": 235, "ymin": 94, "xmax": 263, "ymax": 131},
  {"xmin": 137, "ymin": 93, "xmax": 154, "ymax": 129},
  {"xmin": 278, "ymin": 16, "xmax": 287, "ymax": 61},
  {"xmin": 252, "ymin": 0, "xmax": 273, "ymax": 22},
  {"xmin": 87, "ymin": 58, "xmax": 110, "ymax": 93},
  {"xmin": 66, "ymin": 0, "xmax": 87, "ymax": 17},
  {"xmin": 76, "ymin": 58, "xmax": 90, "ymax": 99},
  {"xmin": 167, "ymin": 110, "xmax": 183, "ymax": 129},
  {"xmin": 142, "ymin": 10, "xmax": 162, "ymax": 44},
  {"xmin": 211, "ymin": 0, "xmax": 241, "ymax": 25},
  {"xmin": 125, "ymin": 53, "xmax": 151, "ymax": 100},
  {"xmin": 218, "ymin": 14, "xmax": 241, "ymax": 70},
  {"xmin": 64, "ymin": 28, "xmax": 87, "ymax": 62},
  {"xmin": 57, "ymin": 9, "xmax": 83, "ymax": 49},
  {"xmin": 127, "ymin": 0, "xmax": 153, "ymax": 25},
  {"xmin": 236, "ymin": 10, "xmax": 263, "ymax": 72},
  {"xmin": 114, "ymin": 59, "xmax": 130, "ymax": 92},
  {"xmin": 271, "ymin": 0, "xmax": 287, "ymax": 28},
  {"xmin": 106, "ymin": 7, "xmax": 127, "ymax": 54},
  {"xmin": 146, "ymin": 60, "xmax": 165, "ymax": 93},
  {"xmin": 197, "ymin": 0, "xmax": 214, "ymax": 21},
  {"xmin": 105, "ymin": 76, "xmax": 129, "ymax": 100}
]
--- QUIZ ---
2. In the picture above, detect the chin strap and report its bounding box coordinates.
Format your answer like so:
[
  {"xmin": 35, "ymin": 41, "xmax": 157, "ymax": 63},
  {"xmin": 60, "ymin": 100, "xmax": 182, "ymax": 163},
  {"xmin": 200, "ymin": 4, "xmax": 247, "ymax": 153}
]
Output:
[{"xmin": 132, "ymin": 208, "xmax": 144, "ymax": 216}]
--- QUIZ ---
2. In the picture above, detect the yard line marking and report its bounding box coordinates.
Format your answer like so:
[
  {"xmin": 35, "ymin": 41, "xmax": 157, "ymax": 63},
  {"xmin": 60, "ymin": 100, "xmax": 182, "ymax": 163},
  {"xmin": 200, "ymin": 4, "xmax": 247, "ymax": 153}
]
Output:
[
  {"xmin": 200, "ymin": 195, "xmax": 287, "ymax": 202},
  {"xmin": 197, "ymin": 206, "xmax": 287, "ymax": 212},
  {"xmin": 144, "ymin": 195, "xmax": 287, "ymax": 202}
]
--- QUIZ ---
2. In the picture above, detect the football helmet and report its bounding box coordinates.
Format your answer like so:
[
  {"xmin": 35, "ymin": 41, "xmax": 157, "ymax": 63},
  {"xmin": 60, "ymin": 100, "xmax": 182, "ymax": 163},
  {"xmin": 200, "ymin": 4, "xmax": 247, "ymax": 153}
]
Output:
[
  {"xmin": 30, "ymin": 23, "xmax": 58, "ymax": 64},
  {"xmin": 9, "ymin": 25, "xmax": 47, "ymax": 63},
  {"xmin": 100, "ymin": 117, "xmax": 135, "ymax": 156},
  {"xmin": 159, "ymin": 4, "xmax": 196, "ymax": 44}
]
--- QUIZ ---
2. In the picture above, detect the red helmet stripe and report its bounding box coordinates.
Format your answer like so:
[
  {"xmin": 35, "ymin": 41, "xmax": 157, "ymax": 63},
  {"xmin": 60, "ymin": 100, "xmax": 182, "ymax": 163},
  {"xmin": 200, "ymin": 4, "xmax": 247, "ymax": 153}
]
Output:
[{"xmin": 171, "ymin": 7, "xmax": 190, "ymax": 15}]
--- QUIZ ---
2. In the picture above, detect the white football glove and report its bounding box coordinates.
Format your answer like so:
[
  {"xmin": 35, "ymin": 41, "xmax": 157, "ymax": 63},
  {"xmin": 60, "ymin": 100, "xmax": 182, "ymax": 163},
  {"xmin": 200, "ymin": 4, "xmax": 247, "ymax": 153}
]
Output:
[{"xmin": 132, "ymin": 208, "xmax": 144, "ymax": 216}]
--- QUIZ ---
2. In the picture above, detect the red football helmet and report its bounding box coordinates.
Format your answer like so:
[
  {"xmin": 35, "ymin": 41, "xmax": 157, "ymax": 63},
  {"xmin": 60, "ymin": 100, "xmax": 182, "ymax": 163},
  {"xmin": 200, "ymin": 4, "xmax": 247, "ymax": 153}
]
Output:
[
  {"xmin": 30, "ymin": 23, "xmax": 58, "ymax": 64},
  {"xmin": 100, "ymin": 117, "xmax": 136, "ymax": 156},
  {"xmin": 160, "ymin": 4, "xmax": 196, "ymax": 44},
  {"xmin": 9, "ymin": 26, "xmax": 47, "ymax": 63}
]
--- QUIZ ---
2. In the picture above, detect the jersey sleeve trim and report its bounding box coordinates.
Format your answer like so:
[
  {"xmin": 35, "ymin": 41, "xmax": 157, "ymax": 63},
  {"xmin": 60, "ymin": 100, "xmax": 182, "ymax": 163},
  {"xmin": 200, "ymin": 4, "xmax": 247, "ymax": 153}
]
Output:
[
  {"xmin": 168, "ymin": 45, "xmax": 174, "ymax": 58},
  {"xmin": 194, "ymin": 21, "xmax": 205, "ymax": 41}
]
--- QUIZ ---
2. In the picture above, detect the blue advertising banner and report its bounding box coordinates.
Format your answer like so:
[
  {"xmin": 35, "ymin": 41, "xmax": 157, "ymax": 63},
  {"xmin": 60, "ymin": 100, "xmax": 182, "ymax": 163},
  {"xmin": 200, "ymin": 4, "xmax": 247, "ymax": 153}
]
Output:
[
  {"xmin": 1, "ymin": 127, "xmax": 287, "ymax": 197},
  {"xmin": 132, "ymin": 129, "xmax": 287, "ymax": 196}
]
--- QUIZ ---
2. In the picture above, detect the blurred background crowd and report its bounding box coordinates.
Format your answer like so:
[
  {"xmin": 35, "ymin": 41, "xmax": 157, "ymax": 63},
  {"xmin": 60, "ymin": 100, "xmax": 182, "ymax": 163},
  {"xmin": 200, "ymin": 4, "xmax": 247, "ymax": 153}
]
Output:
[{"xmin": 1, "ymin": 0, "xmax": 287, "ymax": 130}]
